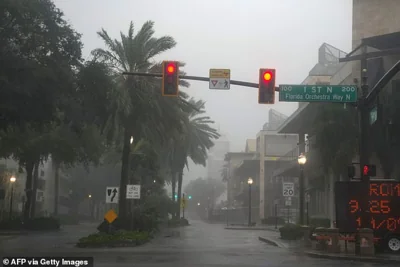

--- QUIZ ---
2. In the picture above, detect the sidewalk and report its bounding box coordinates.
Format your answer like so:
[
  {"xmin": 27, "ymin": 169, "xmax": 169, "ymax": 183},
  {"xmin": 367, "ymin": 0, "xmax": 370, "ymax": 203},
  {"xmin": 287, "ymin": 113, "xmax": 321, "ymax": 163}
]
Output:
[
  {"xmin": 258, "ymin": 233, "xmax": 400, "ymax": 263},
  {"xmin": 258, "ymin": 233, "xmax": 301, "ymax": 249},
  {"xmin": 304, "ymin": 250, "xmax": 400, "ymax": 263},
  {"xmin": 225, "ymin": 225, "xmax": 281, "ymax": 232}
]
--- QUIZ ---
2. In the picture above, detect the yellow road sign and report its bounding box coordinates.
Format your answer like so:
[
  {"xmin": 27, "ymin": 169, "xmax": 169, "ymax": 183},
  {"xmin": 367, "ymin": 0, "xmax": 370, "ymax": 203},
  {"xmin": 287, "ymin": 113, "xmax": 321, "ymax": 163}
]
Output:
[
  {"xmin": 104, "ymin": 209, "xmax": 118, "ymax": 223},
  {"xmin": 181, "ymin": 197, "xmax": 186, "ymax": 208},
  {"xmin": 209, "ymin": 69, "xmax": 230, "ymax": 79}
]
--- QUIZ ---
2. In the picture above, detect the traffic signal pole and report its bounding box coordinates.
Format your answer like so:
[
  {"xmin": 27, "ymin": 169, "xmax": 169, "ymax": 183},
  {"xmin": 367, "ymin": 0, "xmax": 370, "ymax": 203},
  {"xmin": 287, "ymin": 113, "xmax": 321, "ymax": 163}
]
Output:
[{"xmin": 122, "ymin": 72, "xmax": 278, "ymax": 90}]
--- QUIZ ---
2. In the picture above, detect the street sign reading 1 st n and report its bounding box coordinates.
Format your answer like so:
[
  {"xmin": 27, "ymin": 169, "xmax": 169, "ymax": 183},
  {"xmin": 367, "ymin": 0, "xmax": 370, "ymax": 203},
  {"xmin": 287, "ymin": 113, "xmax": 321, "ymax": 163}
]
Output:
[{"xmin": 279, "ymin": 85, "xmax": 358, "ymax": 103}]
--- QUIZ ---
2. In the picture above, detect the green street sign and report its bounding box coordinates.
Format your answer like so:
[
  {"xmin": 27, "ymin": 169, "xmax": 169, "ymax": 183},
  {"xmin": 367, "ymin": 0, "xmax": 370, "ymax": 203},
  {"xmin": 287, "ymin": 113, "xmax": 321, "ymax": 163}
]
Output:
[
  {"xmin": 279, "ymin": 85, "xmax": 358, "ymax": 103},
  {"xmin": 370, "ymin": 106, "xmax": 377, "ymax": 125}
]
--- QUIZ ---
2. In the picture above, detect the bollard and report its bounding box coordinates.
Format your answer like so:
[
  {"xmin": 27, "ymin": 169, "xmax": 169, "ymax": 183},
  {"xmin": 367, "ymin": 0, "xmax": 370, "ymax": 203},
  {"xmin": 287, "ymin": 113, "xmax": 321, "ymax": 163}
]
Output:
[
  {"xmin": 325, "ymin": 228, "xmax": 340, "ymax": 253},
  {"xmin": 300, "ymin": 226, "xmax": 312, "ymax": 248},
  {"xmin": 314, "ymin": 227, "xmax": 327, "ymax": 251},
  {"xmin": 358, "ymin": 228, "xmax": 375, "ymax": 256}
]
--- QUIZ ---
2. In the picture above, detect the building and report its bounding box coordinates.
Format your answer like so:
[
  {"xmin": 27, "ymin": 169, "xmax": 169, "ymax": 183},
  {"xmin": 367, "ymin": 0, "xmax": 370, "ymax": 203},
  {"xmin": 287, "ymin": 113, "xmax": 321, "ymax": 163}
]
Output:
[
  {"xmin": 0, "ymin": 157, "xmax": 72, "ymax": 218},
  {"xmin": 206, "ymin": 133, "xmax": 230, "ymax": 180},
  {"xmin": 224, "ymin": 109, "xmax": 297, "ymax": 224},
  {"xmin": 271, "ymin": 0, "xmax": 400, "ymax": 225}
]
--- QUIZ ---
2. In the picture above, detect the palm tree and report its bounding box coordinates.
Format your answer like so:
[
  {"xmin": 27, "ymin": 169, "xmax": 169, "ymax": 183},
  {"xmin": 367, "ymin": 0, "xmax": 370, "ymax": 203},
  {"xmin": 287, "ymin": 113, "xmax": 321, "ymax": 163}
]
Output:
[
  {"xmin": 169, "ymin": 99, "xmax": 220, "ymax": 217},
  {"xmin": 92, "ymin": 21, "xmax": 191, "ymax": 220}
]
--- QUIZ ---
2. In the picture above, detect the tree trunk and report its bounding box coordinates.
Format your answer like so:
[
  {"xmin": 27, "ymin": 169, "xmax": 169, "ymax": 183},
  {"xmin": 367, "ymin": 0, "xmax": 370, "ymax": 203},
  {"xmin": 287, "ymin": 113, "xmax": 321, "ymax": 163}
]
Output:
[
  {"xmin": 23, "ymin": 161, "xmax": 35, "ymax": 222},
  {"xmin": 30, "ymin": 162, "xmax": 39, "ymax": 217},
  {"xmin": 119, "ymin": 127, "xmax": 131, "ymax": 221},
  {"xmin": 177, "ymin": 171, "xmax": 183, "ymax": 218},
  {"xmin": 53, "ymin": 161, "xmax": 60, "ymax": 216}
]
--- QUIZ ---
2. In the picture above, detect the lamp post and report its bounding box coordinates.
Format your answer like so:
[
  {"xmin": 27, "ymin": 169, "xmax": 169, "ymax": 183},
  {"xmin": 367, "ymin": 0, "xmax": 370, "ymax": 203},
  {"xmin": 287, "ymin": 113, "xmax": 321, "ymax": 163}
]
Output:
[
  {"xmin": 298, "ymin": 153, "xmax": 307, "ymax": 225},
  {"xmin": 247, "ymin": 177, "xmax": 253, "ymax": 227},
  {"xmin": 9, "ymin": 176, "xmax": 16, "ymax": 220},
  {"xmin": 306, "ymin": 193, "xmax": 310, "ymax": 225}
]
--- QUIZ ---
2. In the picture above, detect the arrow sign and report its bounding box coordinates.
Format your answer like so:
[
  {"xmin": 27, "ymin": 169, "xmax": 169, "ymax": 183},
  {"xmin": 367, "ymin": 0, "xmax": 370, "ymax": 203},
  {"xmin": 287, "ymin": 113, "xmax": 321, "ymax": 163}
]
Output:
[
  {"xmin": 106, "ymin": 187, "xmax": 119, "ymax": 203},
  {"xmin": 111, "ymin": 188, "xmax": 117, "ymax": 202}
]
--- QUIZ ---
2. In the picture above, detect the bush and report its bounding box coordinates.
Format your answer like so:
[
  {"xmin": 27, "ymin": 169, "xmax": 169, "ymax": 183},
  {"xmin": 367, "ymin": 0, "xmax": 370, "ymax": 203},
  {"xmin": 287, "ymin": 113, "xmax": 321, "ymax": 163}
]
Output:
[
  {"xmin": 309, "ymin": 217, "xmax": 330, "ymax": 228},
  {"xmin": 0, "ymin": 217, "xmax": 60, "ymax": 231},
  {"xmin": 261, "ymin": 217, "xmax": 285, "ymax": 225},
  {"xmin": 76, "ymin": 230, "xmax": 150, "ymax": 248},
  {"xmin": 279, "ymin": 223, "xmax": 303, "ymax": 240}
]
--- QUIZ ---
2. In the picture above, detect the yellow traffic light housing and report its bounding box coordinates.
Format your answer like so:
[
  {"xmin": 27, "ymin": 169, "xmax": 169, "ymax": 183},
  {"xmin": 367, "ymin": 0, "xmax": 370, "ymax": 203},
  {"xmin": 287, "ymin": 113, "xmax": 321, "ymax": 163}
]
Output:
[{"xmin": 162, "ymin": 61, "xmax": 179, "ymax": 96}]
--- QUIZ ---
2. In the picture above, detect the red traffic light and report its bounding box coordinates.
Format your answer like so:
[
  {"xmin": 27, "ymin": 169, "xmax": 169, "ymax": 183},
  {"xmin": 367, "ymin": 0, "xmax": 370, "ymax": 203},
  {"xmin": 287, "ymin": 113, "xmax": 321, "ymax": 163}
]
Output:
[
  {"xmin": 263, "ymin": 72, "xmax": 273, "ymax": 82},
  {"xmin": 166, "ymin": 63, "xmax": 176, "ymax": 74},
  {"xmin": 363, "ymin": 165, "xmax": 369, "ymax": 176}
]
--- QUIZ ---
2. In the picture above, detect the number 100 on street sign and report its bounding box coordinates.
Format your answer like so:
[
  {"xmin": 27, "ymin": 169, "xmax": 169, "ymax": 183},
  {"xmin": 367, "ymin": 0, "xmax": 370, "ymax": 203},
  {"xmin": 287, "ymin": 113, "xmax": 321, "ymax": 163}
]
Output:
[
  {"xmin": 283, "ymin": 182, "xmax": 295, "ymax": 197},
  {"xmin": 279, "ymin": 85, "xmax": 358, "ymax": 103}
]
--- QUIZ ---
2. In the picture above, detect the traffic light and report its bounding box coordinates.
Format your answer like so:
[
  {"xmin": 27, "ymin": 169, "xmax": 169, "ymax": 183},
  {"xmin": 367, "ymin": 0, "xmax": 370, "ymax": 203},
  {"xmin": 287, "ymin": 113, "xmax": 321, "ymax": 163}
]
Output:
[
  {"xmin": 258, "ymin": 68, "xmax": 276, "ymax": 104},
  {"xmin": 188, "ymin": 195, "xmax": 192, "ymax": 200},
  {"xmin": 363, "ymin": 164, "xmax": 376, "ymax": 177},
  {"xmin": 162, "ymin": 61, "xmax": 179, "ymax": 96}
]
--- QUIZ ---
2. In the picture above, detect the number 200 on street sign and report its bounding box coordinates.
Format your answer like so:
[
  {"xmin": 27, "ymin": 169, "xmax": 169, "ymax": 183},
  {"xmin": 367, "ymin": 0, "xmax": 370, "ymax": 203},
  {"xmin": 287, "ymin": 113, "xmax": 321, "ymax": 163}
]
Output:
[{"xmin": 283, "ymin": 183, "xmax": 294, "ymax": 197}]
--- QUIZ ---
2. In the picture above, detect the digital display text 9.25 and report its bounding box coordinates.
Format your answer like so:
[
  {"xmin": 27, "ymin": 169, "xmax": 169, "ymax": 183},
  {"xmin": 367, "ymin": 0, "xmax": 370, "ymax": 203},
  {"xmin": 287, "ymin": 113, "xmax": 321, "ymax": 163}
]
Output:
[{"xmin": 335, "ymin": 181, "xmax": 400, "ymax": 233}]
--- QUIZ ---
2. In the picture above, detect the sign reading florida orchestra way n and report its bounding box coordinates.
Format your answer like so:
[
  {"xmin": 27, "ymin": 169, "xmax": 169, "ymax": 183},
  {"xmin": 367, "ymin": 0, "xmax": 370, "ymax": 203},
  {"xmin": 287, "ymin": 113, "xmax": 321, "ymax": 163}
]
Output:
[{"xmin": 279, "ymin": 85, "xmax": 358, "ymax": 103}]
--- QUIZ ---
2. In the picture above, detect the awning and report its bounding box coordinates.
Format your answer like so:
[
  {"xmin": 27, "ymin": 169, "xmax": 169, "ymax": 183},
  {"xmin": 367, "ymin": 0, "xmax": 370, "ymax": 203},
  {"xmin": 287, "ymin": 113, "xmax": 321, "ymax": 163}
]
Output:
[
  {"xmin": 277, "ymin": 103, "xmax": 318, "ymax": 134},
  {"xmin": 340, "ymin": 32, "xmax": 400, "ymax": 62}
]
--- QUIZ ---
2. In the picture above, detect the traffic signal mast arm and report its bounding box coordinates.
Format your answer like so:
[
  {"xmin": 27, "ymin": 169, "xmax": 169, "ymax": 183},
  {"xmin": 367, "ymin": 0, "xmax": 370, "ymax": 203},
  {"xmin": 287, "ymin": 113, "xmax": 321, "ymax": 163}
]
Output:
[
  {"xmin": 365, "ymin": 60, "xmax": 400, "ymax": 106},
  {"xmin": 122, "ymin": 71, "xmax": 280, "ymax": 90}
]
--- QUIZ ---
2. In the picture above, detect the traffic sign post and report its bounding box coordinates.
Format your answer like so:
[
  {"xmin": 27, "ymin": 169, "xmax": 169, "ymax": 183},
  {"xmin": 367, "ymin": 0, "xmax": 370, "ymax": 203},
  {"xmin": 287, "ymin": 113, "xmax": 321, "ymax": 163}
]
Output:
[
  {"xmin": 282, "ymin": 182, "xmax": 295, "ymax": 197},
  {"xmin": 279, "ymin": 85, "xmax": 358, "ymax": 103},
  {"xmin": 209, "ymin": 69, "xmax": 230, "ymax": 90}
]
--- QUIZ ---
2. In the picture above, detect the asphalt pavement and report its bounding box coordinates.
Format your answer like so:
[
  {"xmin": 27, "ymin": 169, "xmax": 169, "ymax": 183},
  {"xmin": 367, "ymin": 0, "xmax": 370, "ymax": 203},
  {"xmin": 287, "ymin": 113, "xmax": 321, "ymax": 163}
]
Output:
[{"xmin": 0, "ymin": 219, "xmax": 398, "ymax": 267}]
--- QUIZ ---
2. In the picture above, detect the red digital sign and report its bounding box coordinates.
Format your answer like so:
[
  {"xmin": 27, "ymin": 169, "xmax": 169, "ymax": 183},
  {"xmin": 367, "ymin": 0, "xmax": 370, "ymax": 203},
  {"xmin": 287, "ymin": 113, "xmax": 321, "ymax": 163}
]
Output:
[{"xmin": 335, "ymin": 181, "xmax": 400, "ymax": 234}]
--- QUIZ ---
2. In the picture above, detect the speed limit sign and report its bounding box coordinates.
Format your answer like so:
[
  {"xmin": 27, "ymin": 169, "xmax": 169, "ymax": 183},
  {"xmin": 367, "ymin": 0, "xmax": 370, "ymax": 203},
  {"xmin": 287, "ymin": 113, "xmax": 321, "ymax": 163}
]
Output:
[{"xmin": 283, "ymin": 182, "xmax": 295, "ymax": 197}]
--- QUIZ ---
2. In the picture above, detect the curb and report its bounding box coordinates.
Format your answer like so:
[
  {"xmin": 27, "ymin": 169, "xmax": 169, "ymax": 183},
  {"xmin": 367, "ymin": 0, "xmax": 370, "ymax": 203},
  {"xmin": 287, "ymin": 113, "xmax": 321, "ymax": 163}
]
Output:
[
  {"xmin": 304, "ymin": 251, "xmax": 400, "ymax": 263},
  {"xmin": 225, "ymin": 227, "xmax": 278, "ymax": 231},
  {"xmin": 258, "ymin": 236, "xmax": 287, "ymax": 249}
]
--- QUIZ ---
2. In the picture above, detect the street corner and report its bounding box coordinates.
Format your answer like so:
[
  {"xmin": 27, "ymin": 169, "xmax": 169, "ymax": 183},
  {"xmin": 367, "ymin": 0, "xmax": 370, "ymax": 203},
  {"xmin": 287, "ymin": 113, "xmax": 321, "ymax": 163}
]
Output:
[
  {"xmin": 304, "ymin": 251, "xmax": 400, "ymax": 264},
  {"xmin": 258, "ymin": 236, "xmax": 287, "ymax": 249}
]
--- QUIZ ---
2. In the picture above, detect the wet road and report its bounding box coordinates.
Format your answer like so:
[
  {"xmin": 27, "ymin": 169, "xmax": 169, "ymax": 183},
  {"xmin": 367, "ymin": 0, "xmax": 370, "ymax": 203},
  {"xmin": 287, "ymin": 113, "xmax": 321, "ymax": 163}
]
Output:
[{"xmin": 0, "ymin": 219, "xmax": 397, "ymax": 267}]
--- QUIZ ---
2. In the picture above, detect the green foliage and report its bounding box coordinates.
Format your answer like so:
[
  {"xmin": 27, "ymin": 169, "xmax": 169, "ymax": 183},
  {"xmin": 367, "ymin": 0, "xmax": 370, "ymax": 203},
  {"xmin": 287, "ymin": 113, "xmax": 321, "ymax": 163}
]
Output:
[
  {"xmin": 0, "ymin": 0, "xmax": 82, "ymax": 130},
  {"xmin": 77, "ymin": 230, "xmax": 150, "ymax": 248},
  {"xmin": 309, "ymin": 216, "xmax": 330, "ymax": 228},
  {"xmin": 184, "ymin": 177, "xmax": 226, "ymax": 206},
  {"xmin": 311, "ymin": 103, "xmax": 358, "ymax": 175},
  {"xmin": 279, "ymin": 223, "xmax": 303, "ymax": 240}
]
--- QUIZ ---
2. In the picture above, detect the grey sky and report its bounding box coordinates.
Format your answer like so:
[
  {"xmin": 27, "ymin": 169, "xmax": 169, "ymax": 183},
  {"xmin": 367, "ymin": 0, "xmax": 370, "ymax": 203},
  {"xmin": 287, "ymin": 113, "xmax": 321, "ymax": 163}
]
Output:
[{"xmin": 54, "ymin": 0, "xmax": 352, "ymax": 181}]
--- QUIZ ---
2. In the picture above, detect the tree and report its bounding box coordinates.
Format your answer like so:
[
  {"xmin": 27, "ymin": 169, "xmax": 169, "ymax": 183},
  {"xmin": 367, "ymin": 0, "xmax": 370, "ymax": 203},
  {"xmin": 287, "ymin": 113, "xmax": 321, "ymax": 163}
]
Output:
[
  {"xmin": 92, "ymin": 21, "xmax": 193, "ymax": 221},
  {"xmin": 169, "ymin": 99, "xmax": 220, "ymax": 218},
  {"xmin": 310, "ymin": 103, "xmax": 358, "ymax": 181},
  {"xmin": 184, "ymin": 177, "xmax": 225, "ymax": 209},
  {"xmin": 0, "ymin": 0, "xmax": 82, "ymax": 131}
]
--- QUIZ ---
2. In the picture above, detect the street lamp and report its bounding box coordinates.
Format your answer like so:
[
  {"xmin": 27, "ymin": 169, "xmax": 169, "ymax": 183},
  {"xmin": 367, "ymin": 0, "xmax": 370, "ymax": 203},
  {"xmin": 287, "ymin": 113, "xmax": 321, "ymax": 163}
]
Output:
[
  {"xmin": 9, "ymin": 176, "xmax": 16, "ymax": 220},
  {"xmin": 247, "ymin": 177, "xmax": 253, "ymax": 227},
  {"xmin": 298, "ymin": 153, "xmax": 307, "ymax": 225},
  {"xmin": 88, "ymin": 194, "xmax": 92, "ymax": 198},
  {"xmin": 306, "ymin": 193, "xmax": 311, "ymax": 225}
]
